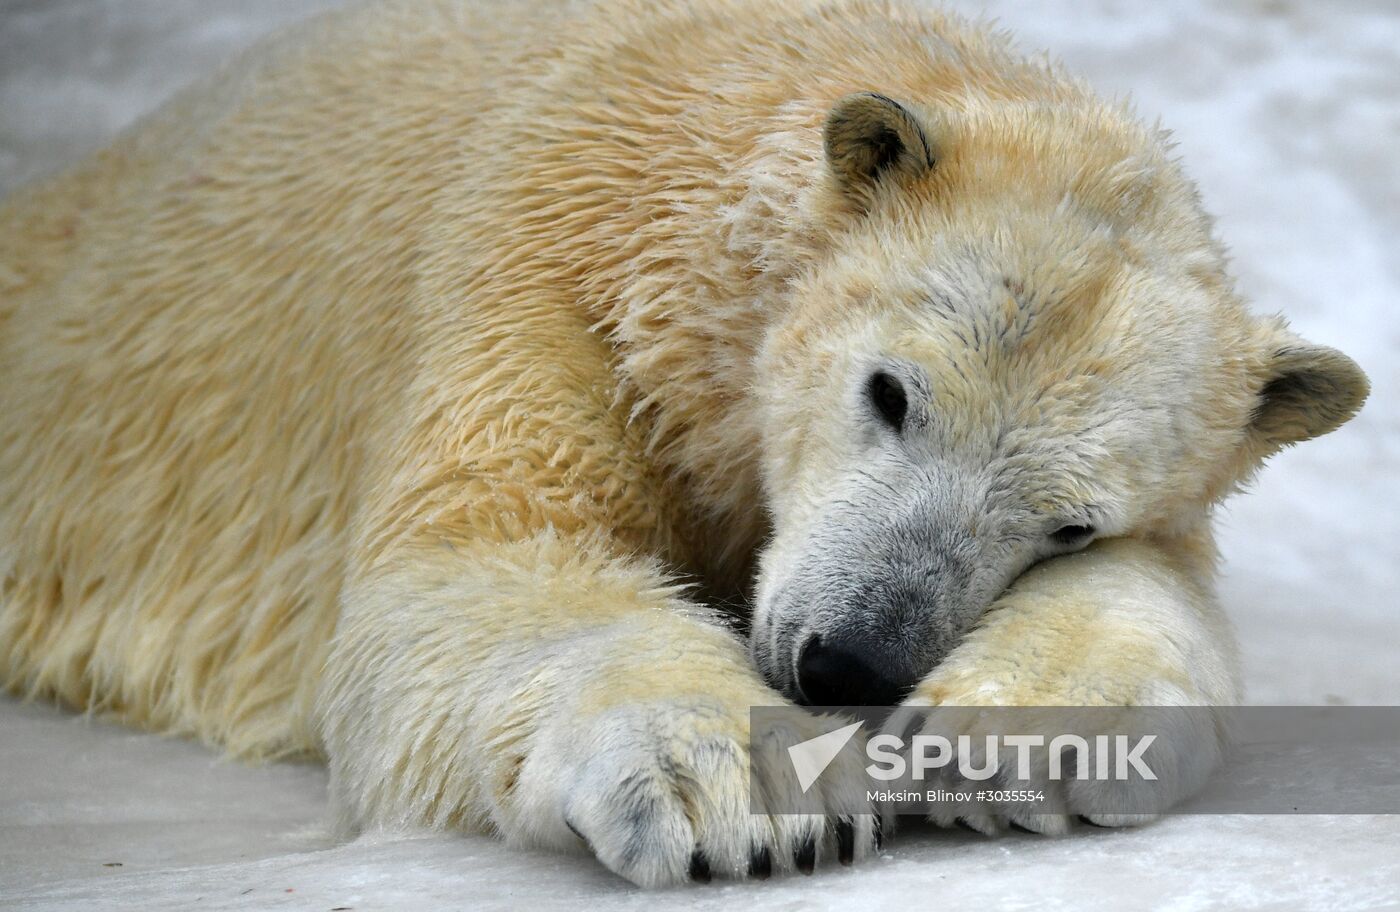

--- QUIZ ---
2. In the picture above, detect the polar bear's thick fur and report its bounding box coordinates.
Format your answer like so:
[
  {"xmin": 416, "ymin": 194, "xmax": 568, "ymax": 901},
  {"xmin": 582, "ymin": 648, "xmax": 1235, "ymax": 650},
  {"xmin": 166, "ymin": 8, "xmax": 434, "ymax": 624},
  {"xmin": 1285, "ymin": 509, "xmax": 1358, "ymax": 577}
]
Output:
[{"xmin": 0, "ymin": 0, "xmax": 1367, "ymax": 886}]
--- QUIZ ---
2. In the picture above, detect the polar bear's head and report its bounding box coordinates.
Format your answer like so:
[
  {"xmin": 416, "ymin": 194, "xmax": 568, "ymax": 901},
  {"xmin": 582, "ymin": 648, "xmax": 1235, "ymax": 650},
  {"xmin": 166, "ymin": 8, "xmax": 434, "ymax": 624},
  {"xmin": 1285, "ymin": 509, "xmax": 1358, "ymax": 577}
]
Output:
[{"xmin": 749, "ymin": 93, "xmax": 1368, "ymax": 706}]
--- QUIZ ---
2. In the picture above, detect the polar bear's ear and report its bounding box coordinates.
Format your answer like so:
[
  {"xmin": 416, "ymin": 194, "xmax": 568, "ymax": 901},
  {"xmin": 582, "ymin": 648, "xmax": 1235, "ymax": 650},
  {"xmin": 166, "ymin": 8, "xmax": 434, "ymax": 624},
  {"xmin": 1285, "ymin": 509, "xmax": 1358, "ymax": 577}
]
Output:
[
  {"xmin": 823, "ymin": 93, "xmax": 934, "ymax": 203},
  {"xmin": 1248, "ymin": 339, "xmax": 1369, "ymax": 451}
]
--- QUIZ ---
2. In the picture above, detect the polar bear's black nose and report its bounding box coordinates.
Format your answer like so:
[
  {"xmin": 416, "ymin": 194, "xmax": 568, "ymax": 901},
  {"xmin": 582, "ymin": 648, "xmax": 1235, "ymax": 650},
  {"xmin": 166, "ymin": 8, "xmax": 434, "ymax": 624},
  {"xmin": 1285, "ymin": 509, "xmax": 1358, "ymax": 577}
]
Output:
[{"xmin": 796, "ymin": 635, "xmax": 916, "ymax": 707}]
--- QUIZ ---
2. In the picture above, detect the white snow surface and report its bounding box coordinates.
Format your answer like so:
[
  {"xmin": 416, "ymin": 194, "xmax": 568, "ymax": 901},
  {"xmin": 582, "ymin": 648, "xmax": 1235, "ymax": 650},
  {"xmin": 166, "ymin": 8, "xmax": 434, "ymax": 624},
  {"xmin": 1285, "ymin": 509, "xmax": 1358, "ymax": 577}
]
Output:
[{"xmin": 1, "ymin": 0, "xmax": 1397, "ymax": 908}]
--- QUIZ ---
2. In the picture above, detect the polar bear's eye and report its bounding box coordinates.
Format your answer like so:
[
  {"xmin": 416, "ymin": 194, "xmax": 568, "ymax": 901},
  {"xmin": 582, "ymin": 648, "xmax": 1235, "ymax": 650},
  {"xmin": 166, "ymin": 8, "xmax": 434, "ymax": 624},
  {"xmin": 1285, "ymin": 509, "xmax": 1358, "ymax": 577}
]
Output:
[
  {"xmin": 868, "ymin": 371, "xmax": 907, "ymax": 431},
  {"xmin": 1051, "ymin": 524, "xmax": 1096, "ymax": 546}
]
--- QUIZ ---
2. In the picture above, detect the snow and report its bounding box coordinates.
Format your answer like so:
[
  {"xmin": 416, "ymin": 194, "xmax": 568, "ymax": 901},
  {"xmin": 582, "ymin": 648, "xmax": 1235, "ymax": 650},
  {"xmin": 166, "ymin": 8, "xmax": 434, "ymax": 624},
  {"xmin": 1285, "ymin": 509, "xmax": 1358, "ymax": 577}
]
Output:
[{"xmin": 1, "ymin": 0, "xmax": 1397, "ymax": 908}]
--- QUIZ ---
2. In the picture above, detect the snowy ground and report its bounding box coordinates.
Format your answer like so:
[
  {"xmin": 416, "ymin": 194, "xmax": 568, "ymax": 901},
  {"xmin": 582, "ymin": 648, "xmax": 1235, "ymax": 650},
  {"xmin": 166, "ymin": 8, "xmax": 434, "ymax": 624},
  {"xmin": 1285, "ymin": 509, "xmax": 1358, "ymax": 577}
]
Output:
[{"xmin": 1, "ymin": 0, "xmax": 1397, "ymax": 908}]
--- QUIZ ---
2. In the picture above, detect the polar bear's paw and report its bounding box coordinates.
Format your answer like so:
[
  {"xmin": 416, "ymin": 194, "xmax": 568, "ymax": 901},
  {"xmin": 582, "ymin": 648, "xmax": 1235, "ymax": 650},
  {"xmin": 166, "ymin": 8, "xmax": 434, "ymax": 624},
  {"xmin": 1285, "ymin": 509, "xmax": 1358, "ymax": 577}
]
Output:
[{"xmin": 511, "ymin": 699, "xmax": 878, "ymax": 886}]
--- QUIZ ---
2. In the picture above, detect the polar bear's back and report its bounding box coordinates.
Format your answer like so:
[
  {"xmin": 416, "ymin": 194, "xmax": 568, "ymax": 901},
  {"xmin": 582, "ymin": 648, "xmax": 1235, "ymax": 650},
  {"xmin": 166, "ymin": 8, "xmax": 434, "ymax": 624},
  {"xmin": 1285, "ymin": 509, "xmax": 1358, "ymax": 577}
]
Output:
[
  {"xmin": 0, "ymin": 0, "xmax": 562, "ymax": 755},
  {"xmin": 0, "ymin": 0, "xmax": 763, "ymax": 756}
]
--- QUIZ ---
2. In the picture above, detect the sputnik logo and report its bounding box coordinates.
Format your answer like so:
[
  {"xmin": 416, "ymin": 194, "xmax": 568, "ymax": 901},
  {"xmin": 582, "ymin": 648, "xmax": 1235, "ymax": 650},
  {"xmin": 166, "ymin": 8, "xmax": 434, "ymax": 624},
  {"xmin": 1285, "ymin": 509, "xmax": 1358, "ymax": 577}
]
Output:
[{"xmin": 787, "ymin": 721, "xmax": 863, "ymax": 793}]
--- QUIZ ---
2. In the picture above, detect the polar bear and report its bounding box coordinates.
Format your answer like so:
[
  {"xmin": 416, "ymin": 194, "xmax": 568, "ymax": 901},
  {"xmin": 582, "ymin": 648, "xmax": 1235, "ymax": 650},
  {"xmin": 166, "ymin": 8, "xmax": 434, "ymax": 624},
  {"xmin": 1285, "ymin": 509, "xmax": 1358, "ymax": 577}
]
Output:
[{"xmin": 0, "ymin": 0, "xmax": 1368, "ymax": 888}]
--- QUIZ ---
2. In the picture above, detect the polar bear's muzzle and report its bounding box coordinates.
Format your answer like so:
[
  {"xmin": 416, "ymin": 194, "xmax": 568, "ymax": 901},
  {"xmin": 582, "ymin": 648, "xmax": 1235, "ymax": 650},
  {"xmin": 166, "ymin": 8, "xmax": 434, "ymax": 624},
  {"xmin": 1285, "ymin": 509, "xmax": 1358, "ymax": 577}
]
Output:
[
  {"xmin": 765, "ymin": 532, "xmax": 983, "ymax": 708},
  {"xmin": 751, "ymin": 474, "xmax": 1023, "ymax": 707}
]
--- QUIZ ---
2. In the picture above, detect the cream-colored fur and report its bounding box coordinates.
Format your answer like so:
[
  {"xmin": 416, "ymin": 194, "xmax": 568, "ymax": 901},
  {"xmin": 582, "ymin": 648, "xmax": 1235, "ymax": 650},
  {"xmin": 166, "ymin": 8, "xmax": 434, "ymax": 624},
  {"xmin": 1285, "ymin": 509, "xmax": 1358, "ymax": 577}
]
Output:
[{"xmin": 0, "ymin": 0, "xmax": 1367, "ymax": 886}]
